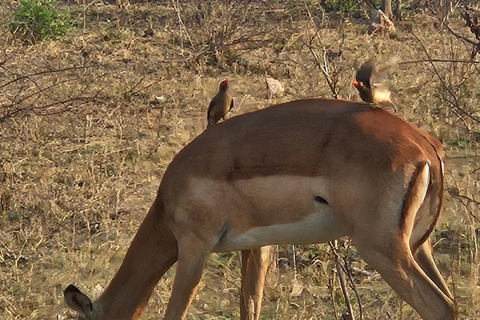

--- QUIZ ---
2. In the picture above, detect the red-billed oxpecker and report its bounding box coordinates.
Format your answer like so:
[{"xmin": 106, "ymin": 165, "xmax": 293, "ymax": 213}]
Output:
[{"xmin": 207, "ymin": 78, "xmax": 234, "ymax": 127}]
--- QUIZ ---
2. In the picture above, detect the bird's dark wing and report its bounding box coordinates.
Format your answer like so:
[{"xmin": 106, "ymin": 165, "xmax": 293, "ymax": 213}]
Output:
[
  {"xmin": 207, "ymin": 98, "xmax": 216, "ymax": 114},
  {"xmin": 355, "ymin": 58, "xmax": 376, "ymax": 86}
]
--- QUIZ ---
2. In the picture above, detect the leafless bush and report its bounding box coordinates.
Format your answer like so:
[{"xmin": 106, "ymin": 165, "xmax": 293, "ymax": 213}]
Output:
[{"xmin": 0, "ymin": 63, "xmax": 100, "ymax": 122}]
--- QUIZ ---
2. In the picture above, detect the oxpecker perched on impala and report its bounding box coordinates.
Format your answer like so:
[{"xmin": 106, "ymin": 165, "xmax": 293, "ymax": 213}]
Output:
[{"xmin": 207, "ymin": 78, "xmax": 234, "ymax": 127}]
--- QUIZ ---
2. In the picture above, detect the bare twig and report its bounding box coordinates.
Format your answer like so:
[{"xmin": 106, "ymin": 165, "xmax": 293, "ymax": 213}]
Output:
[
  {"xmin": 443, "ymin": 22, "xmax": 477, "ymax": 46},
  {"xmin": 428, "ymin": 7, "xmax": 480, "ymax": 60},
  {"xmin": 328, "ymin": 260, "xmax": 340, "ymax": 320},
  {"xmin": 411, "ymin": 32, "xmax": 480, "ymax": 128},
  {"xmin": 330, "ymin": 241, "xmax": 356, "ymax": 320},
  {"xmin": 0, "ymin": 65, "xmax": 99, "ymax": 122},
  {"xmin": 308, "ymin": 44, "xmax": 339, "ymax": 99},
  {"xmin": 0, "ymin": 96, "xmax": 94, "ymax": 122},
  {"xmin": 342, "ymin": 255, "xmax": 363, "ymax": 319},
  {"xmin": 444, "ymin": 20, "xmax": 480, "ymax": 60},
  {"xmin": 172, "ymin": 0, "xmax": 195, "ymax": 50},
  {"xmin": 0, "ymin": 66, "xmax": 89, "ymax": 90},
  {"xmin": 125, "ymin": 76, "xmax": 155, "ymax": 98},
  {"xmin": 304, "ymin": 1, "xmax": 340, "ymax": 99},
  {"xmin": 8, "ymin": 77, "xmax": 78, "ymax": 106},
  {"xmin": 447, "ymin": 185, "xmax": 480, "ymax": 224},
  {"xmin": 398, "ymin": 59, "xmax": 480, "ymax": 65}
]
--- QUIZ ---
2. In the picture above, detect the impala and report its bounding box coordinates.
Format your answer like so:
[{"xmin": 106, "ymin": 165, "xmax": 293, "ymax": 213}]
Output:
[{"xmin": 64, "ymin": 98, "xmax": 456, "ymax": 320}]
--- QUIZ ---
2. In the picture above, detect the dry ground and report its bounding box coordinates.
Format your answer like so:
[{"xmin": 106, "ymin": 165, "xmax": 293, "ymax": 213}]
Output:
[{"xmin": 0, "ymin": 1, "xmax": 480, "ymax": 319}]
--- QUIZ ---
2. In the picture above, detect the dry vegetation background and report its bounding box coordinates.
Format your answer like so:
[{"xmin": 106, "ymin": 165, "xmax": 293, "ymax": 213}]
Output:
[{"xmin": 0, "ymin": 0, "xmax": 480, "ymax": 319}]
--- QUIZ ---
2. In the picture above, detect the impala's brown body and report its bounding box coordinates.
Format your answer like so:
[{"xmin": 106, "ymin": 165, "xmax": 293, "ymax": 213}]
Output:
[{"xmin": 65, "ymin": 99, "xmax": 456, "ymax": 320}]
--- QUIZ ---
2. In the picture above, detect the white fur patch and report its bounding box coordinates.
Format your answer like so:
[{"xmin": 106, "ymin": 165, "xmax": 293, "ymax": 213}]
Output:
[{"xmin": 214, "ymin": 206, "xmax": 346, "ymax": 252}]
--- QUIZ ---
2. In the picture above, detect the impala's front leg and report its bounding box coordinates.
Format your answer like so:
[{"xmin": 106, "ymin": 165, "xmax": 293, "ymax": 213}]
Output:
[
  {"xmin": 163, "ymin": 235, "xmax": 212, "ymax": 320},
  {"xmin": 240, "ymin": 246, "xmax": 273, "ymax": 320},
  {"xmin": 64, "ymin": 201, "xmax": 179, "ymax": 320}
]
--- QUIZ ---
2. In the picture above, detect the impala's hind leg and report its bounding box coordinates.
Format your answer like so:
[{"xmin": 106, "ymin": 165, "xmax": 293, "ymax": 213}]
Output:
[
  {"xmin": 354, "ymin": 163, "xmax": 456, "ymax": 320},
  {"xmin": 240, "ymin": 246, "xmax": 272, "ymax": 320},
  {"xmin": 356, "ymin": 236, "xmax": 456, "ymax": 320},
  {"xmin": 414, "ymin": 239, "xmax": 454, "ymax": 300},
  {"xmin": 163, "ymin": 237, "xmax": 211, "ymax": 320}
]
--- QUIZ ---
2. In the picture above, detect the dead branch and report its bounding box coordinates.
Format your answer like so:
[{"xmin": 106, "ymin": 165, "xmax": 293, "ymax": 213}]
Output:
[
  {"xmin": 0, "ymin": 66, "xmax": 89, "ymax": 90},
  {"xmin": 0, "ymin": 65, "xmax": 99, "ymax": 122},
  {"xmin": 329, "ymin": 240, "xmax": 363, "ymax": 320},
  {"xmin": 308, "ymin": 43, "xmax": 339, "ymax": 99},
  {"xmin": 411, "ymin": 32, "xmax": 480, "ymax": 129},
  {"xmin": 304, "ymin": 2, "xmax": 341, "ymax": 99}
]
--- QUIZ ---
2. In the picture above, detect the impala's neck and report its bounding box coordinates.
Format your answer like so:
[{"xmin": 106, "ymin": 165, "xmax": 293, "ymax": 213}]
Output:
[{"xmin": 97, "ymin": 201, "xmax": 178, "ymax": 319}]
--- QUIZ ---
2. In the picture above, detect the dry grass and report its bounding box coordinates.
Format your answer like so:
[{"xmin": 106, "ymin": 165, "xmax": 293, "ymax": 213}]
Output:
[{"xmin": 0, "ymin": 1, "xmax": 479, "ymax": 319}]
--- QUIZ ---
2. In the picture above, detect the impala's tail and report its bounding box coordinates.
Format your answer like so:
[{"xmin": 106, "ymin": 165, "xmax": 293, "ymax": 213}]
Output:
[
  {"xmin": 400, "ymin": 160, "xmax": 455, "ymax": 309},
  {"xmin": 400, "ymin": 161, "xmax": 431, "ymax": 242}
]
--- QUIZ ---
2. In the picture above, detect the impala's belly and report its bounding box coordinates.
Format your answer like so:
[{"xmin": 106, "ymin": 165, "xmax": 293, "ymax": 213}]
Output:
[
  {"xmin": 175, "ymin": 175, "xmax": 357, "ymax": 252},
  {"xmin": 196, "ymin": 175, "xmax": 352, "ymax": 252},
  {"xmin": 214, "ymin": 205, "xmax": 346, "ymax": 252}
]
